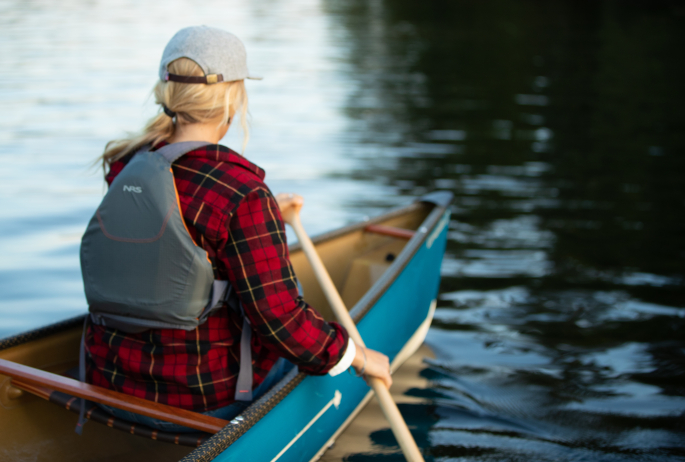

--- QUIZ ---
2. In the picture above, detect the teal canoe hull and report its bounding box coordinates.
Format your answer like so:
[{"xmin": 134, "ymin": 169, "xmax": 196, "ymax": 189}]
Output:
[{"xmin": 212, "ymin": 207, "xmax": 450, "ymax": 462}]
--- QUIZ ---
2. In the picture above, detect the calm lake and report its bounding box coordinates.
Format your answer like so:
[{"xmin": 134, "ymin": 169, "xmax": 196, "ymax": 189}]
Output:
[{"xmin": 1, "ymin": 0, "xmax": 684, "ymax": 460}]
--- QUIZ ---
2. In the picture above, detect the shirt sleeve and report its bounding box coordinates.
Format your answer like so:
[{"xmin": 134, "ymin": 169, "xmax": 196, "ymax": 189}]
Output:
[
  {"xmin": 327, "ymin": 338, "xmax": 356, "ymax": 377},
  {"xmin": 222, "ymin": 187, "xmax": 350, "ymax": 375}
]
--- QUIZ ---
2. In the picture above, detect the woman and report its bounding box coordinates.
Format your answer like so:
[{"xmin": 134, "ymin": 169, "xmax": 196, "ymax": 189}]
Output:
[{"xmin": 84, "ymin": 26, "xmax": 391, "ymax": 431}]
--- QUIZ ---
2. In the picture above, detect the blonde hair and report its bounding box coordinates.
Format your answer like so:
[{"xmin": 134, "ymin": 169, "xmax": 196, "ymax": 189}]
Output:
[{"xmin": 100, "ymin": 58, "xmax": 249, "ymax": 174}]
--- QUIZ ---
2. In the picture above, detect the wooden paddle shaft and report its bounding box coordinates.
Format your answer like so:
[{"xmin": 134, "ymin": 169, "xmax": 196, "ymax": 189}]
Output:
[
  {"xmin": 288, "ymin": 215, "xmax": 425, "ymax": 462},
  {"xmin": 0, "ymin": 358, "xmax": 228, "ymax": 434}
]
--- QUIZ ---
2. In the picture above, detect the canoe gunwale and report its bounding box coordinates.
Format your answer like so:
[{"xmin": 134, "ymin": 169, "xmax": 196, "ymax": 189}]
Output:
[
  {"xmin": 0, "ymin": 314, "xmax": 84, "ymax": 353},
  {"xmin": 179, "ymin": 367, "xmax": 306, "ymax": 462},
  {"xmin": 286, "ymin": 201, "xmax": 424, "ymax": 255},
  {"xmin": 182, "ymin": 195, "xmax": 452, "ymax": 462}
]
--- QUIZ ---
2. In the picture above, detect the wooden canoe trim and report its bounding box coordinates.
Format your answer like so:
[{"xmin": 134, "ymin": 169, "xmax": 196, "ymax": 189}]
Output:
[
  {"xmin": 0, "ymin": 359, "xmax": 228, "ymax": 434},
  {"xmin": 364, "ymin": 224, "xmax": 416, "ymax": 240}
]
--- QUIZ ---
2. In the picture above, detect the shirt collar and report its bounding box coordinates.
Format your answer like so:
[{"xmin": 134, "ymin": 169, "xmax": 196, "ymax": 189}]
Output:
[{"xmin": 155, "ymin": 141, "xmax": 265, "ymax": 180}]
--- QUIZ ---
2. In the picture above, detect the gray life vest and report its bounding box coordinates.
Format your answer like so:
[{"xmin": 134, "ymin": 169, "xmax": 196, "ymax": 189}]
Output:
[
  {"xmin": 81, "ymin": 141, "xmax": 228, "ymax": 331},
  {"xmin": 75, "ymin": 142, "xmax": 253, "ymax": 435}
]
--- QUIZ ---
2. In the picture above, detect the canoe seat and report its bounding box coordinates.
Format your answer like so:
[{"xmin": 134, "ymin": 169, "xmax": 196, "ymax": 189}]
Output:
[
  {"xmin": 340, "ymin": 239, "xmax": 407, "ymax": 308},
  {"xmin": 46, "ymin": 389, "xmax": 209, "ymax": 447}
]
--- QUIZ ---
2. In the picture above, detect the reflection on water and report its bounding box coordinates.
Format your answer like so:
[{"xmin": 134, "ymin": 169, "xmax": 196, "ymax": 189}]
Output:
[
  {"xmin": 1, "ymin": 0, "xmax": 684, "ymax": 460},
  {"xmin": 327, "ymin": 0, "xmax": 685, "ymax": 460}
]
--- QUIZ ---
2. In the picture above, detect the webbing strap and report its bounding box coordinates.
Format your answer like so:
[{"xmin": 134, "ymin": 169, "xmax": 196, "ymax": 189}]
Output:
[
  {"xmin": 208, "ymin": 281, "xmax": 229, "ymax": 314},
  {"xmin": 204, "ymin": 280, "xmax": 253, "ymax": 401},
  {"xmin": 234, "ymin": 305, "xmax": 253, "ymax": 401},
  {"xmin": 75, "ymin": 316, "xmax": 88, "ymax": 435},
  {"xmin": 156, "ymin": 141, "xmax": 211, "ymax": 164}
]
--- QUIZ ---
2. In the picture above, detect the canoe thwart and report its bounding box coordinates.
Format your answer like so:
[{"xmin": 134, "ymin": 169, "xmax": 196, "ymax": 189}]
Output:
[
  {"xmin": 13, "ymin": 379, "xmax": 208, "ymax": 447},
  {"xmin": 0, "ymin": 358, "xmax": 228, "ymax": 434},
  {"xmin": 364, "ymin": 224, "xmax": 416, "ymax": 240}
]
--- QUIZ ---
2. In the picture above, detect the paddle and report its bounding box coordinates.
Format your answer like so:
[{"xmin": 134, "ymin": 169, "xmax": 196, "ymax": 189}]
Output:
[{"xmin": 280, "ymin": 199, "xmax": 425, "ymax": 462}]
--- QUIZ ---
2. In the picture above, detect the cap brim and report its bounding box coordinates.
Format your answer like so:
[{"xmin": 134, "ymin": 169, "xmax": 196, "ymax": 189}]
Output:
[{"xmin": 246, "ymin": 74, "xmax": 263, "ymax": 80}]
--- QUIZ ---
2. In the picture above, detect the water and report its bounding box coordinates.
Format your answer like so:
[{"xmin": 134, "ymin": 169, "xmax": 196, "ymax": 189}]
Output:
[{"xmin": 1, "ymin": 0, "xmax": 684, "ymax": 460}]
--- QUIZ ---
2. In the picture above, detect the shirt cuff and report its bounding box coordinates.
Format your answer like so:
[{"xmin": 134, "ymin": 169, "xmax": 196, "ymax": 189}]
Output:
[{"xmin": 328, "ymin": 338, "xmax": 356, "ymax": 377}]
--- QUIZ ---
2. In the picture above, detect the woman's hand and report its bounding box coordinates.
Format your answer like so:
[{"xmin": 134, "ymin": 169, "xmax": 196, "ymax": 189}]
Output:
[
  {"xmin": 352, "ymin": 343, "xmax": 392, "ymax": 389},
  {"xmin": 275, "ymin": 193, "xmax": 304, "ymax": 224}
]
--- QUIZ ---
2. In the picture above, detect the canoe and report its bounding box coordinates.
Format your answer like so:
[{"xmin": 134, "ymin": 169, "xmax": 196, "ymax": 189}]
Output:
[{"xmin": 0, "ymin": 191, "xmax": 452, "ymax": 462}]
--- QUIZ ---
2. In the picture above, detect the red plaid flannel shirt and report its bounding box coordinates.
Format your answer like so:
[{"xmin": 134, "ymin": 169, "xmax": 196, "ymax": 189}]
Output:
[{"xmin": 85, "ymin": 143, "xmax": 349, "ymax": 411}]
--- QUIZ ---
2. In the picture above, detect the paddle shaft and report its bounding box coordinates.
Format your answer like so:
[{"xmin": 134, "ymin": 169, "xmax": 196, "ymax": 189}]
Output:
[{"xmin": 288, "ymin": 215, "xmax": 425, "ymax": 462}]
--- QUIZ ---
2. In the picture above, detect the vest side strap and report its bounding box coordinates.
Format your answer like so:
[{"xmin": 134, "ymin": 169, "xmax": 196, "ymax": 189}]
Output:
[
  {"xmin": 234, "ymin": 310, "xmax": 253, "ymax": 401},
  {"xmin": 75, "ymin": 316, "xmax": 89, "ymax": 435}
]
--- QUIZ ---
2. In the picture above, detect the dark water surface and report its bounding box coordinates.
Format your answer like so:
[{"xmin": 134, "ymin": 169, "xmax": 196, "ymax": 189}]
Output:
[
  {"xmin": 1, "ymin": 0, "xmax": 684, "ymax": 460},
  {"xmin": 327, "ymin": 1, "xmax": 685, "ymax": 460}
]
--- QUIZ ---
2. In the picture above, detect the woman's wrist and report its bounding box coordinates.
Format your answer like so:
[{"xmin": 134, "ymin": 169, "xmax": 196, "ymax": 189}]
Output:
[
  {"xmin": 352, "ymin": 345, "xmax": 367, "ymax": 377},
  {"xmin": 351, "ymin": 342, "xmax": 366, "ymax": 373}
]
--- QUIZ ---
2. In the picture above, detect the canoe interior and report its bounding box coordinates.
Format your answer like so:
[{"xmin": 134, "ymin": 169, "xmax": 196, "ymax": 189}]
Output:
[
  {"xmin": 0, "ymin": 202, "xmax": 431, "ymax": 462},
  {"xmin": 289, "ymin": 203, "xmax": 430, "ymax": 322}
]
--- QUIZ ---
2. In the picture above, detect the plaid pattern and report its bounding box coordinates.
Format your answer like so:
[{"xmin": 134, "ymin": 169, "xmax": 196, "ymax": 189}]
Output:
[{"xmin": 86, "ymin": 143, "xmax": 349, "ymax": 411}]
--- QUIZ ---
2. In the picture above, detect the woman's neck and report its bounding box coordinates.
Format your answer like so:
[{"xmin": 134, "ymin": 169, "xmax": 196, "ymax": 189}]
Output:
[{"xmin": 168, "ymin": 117, "xmax": 230, "ymax": 145}]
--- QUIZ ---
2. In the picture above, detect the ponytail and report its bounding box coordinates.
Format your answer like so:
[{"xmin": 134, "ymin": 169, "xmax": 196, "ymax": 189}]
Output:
[{"xmin": 99, "ymin": 58, "xmax": 249, "ymax": 176}]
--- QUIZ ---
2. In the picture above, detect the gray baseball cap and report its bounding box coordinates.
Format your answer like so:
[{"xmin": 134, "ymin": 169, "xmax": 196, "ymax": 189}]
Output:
[{"xmin": 159, "ymin": 26, "xmax": 262, "ymax": 84}]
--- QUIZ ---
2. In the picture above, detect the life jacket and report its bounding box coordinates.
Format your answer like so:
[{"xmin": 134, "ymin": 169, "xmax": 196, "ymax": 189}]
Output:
[
  {"xmin": 80, "ymin": 141, "xmax": 229, "ymax": 332},
  {"xmin": 75, "ymin": 142, "xmax": 253, "ymax": 434}
]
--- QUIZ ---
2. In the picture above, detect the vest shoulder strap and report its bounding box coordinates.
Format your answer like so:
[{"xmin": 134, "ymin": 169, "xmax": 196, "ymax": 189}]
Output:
[{"xmin": 155, "ymin": 141, "xmax": 211, "ymax": 164}]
